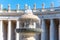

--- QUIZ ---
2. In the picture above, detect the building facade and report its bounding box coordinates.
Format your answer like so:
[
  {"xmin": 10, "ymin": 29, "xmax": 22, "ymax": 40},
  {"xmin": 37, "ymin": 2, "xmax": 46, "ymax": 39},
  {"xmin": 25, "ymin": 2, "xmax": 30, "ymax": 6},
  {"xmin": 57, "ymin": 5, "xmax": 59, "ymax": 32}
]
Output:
[{"xmin": 0, "ymin": 3, "xmax": 60, "ymax": 40}]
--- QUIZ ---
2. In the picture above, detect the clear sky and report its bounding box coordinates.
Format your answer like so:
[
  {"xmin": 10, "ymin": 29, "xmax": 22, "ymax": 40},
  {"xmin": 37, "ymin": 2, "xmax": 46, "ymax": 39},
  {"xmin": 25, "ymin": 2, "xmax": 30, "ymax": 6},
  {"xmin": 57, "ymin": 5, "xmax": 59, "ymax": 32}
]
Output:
[{"xmin": 0, "ymin": 0, "xmax": 60, "ymax": 9}]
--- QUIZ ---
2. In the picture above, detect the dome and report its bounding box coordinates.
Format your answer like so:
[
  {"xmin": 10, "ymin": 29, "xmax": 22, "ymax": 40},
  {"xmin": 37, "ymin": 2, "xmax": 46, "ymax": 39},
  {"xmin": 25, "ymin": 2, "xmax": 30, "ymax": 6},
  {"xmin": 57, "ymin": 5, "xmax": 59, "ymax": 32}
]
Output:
[{"xmin": 20, "ymin": 6, "xmax": 40, "ymax": 22}]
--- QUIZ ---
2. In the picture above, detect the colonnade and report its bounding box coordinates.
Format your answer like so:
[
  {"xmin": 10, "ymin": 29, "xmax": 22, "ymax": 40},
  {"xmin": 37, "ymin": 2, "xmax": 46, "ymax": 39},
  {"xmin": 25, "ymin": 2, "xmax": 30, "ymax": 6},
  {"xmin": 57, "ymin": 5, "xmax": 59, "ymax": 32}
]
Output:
[
  {"xmin": 0, "ymin": 20, "xmax": 16, "ymax": 40},
  {"xmin": 41, "ymin": 19, "xmax": 59, "ymax": 40},
  {"xmin": 0, "ymin": 19, "xmax": 59, "ymax": 40}
]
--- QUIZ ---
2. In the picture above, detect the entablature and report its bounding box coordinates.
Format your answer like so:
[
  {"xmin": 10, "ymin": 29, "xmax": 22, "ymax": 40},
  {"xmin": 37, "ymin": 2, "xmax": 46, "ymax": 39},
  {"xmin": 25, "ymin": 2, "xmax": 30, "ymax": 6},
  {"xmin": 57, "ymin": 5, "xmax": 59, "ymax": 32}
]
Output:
[{"xmin": 0, "ymin": 10, "xmax": 60, "ymax": 20}]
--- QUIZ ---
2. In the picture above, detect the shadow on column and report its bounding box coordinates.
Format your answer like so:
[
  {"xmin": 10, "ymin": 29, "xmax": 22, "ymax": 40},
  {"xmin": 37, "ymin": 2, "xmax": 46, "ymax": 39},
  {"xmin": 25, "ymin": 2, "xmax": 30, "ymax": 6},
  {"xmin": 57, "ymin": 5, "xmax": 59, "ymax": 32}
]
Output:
[
  {"xmin": 3, "ymin": 20, "xmax": 8, "ymax": 40},
  {"xmin": 54, "ymin": 19, "xmax": 59, "ymax": 40},
  {"xmin": 40, "ymin": 19, "xmax": 50, "ymax": 40},
  {"xmin": 11, "ymin": 20, "xmax": 16, "ymax": 40},
  {"xmin": 45, "ymin": 19, "xmax": 50, "ymax": 40}
]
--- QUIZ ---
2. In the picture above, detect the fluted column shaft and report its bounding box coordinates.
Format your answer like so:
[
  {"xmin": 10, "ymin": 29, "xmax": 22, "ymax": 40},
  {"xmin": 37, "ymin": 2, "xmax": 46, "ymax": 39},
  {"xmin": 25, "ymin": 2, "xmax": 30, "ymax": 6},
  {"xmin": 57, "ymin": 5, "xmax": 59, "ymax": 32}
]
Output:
[
  {"xmin": 16, "ymin": 20, "xmax": 20, "ymax": 40},
  {"xmin": 50, "ymin": 19, "xmax": 55, "ymax": 40},
  {"xmin": 7, "ymin": 20, "xmax": 12, "ymax": 40},
  {"xmin": 0, "ymin": 20, "xmax": 4, "ymax": 40},
  {"xmin": 41, "ymin": 19, "xmax": 46, "ymax": 40}
]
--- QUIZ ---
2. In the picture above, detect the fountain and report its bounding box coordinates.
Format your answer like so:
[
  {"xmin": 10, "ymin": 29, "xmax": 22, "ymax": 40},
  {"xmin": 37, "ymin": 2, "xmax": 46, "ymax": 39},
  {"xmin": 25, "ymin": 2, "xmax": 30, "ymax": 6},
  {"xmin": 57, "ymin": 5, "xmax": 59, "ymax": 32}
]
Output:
[{"xmin": 16, "ymin": 6, "xmax": 42, "ymax": 40}]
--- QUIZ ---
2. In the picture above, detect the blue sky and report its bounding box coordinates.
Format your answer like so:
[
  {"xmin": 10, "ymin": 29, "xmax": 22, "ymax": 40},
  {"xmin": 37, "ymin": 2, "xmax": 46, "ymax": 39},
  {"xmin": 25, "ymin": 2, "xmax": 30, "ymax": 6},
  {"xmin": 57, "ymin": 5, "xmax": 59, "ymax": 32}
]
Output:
[{"xmin": 0, "ymin": 0, "xmax": 60, "ymax": 9}]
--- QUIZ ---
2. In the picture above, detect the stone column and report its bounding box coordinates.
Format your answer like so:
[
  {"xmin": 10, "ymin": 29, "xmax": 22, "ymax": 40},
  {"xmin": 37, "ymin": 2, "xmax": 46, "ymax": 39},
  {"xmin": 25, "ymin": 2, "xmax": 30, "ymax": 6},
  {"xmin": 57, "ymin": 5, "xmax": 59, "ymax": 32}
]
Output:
[
  {"xmin": 41, "ymin": 19, "xmax": 46, "ymax": 40},
  {"xmin": 16, "ymin": 20, "xmax": 20, "ymax": 40},
  {"xmin": 59, "ymin": 19, "xmax": 60, "ymax": 40},
  {"xmin": 0, "ymin": 20, "xmax": 4, "ymax": 40},
  {"xmin": 50, "ymin": 19, "xmax": 55, "ymax": 40},
  {"xmin": 7, "ymin": 20, "xmax": 12, "ymax": 40}
]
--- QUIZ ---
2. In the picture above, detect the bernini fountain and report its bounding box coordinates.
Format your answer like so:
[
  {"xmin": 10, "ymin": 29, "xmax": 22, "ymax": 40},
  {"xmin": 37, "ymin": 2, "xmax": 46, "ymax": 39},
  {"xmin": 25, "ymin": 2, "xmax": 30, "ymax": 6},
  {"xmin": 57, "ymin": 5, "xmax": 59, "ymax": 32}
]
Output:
[{"xmin": 16, "ymin": 6, "xmax": 42, "ymax": 40}]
